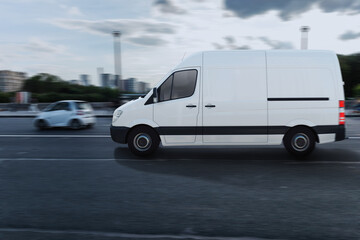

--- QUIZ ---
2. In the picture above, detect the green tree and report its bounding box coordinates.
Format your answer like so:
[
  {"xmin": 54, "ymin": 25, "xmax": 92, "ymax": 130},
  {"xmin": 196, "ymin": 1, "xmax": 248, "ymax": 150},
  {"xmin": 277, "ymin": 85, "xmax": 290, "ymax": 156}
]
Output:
[{"xmin": 22, "ymin": 73, "xmax": 121, "ymax": 102}]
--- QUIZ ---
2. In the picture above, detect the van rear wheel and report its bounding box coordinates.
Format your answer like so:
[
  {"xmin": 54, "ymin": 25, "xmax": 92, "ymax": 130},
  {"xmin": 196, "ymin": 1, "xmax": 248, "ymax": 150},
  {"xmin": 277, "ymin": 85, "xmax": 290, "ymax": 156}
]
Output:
[
  {"xmin": 127, "ymin": 126, "xmax": 160, "ymax": 157},
  {"xmin": 284, "ymin": 127, "xmax": 316, "ymax": 157}
]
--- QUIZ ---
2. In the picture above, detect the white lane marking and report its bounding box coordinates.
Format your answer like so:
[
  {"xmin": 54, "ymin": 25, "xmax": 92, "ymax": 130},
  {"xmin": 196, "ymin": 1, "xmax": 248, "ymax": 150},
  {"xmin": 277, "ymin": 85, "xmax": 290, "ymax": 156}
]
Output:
[
  {"xmin": 0, "ymin": 135, "xmax": 110, "ymax": 138},
  {"xmin": 0, "ymin": 228, "xmax": 268, "ymax": 240},
  {"xmin": 0, "ymin": 158, "xmax": 165, "ymax": 162},
  {"xmin": 348, "ymin": 137, "xmax": 360, "ymax": 139},
  {"xmin": 287, "ymin": 161, "xmax": 360, "ymax": 164},
  {"xmin": 1, "ymin": 158, "xmax": 360, "ymax": 165}
]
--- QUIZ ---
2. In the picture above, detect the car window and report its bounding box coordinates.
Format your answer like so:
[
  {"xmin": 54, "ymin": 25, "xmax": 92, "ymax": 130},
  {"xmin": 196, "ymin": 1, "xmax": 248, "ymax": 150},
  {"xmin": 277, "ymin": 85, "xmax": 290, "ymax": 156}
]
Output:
[
  {"xmin": 50, "ymin": 102, "xmax": 70, "ymax": 111},
  {"xmin": 75, "ymin": 102, "xmax": 92, "ymax": 110},
  {"xmin": 171, "ymin": 70, "xmax": 197, "ymax": 100},
  {"xmin": 158, "ymin": 75, "xmax": 173, "ymax": 102}
]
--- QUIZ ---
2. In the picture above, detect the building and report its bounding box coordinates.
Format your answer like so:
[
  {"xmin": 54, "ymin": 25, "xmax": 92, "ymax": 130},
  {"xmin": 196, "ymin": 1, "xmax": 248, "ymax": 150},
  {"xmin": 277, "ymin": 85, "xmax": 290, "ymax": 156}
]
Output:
[
  {"xmin": 123, "ymin": 78, "xmax": 136, "ymax": 92},
  {"xmin": 135, "ymin": 81, "xmax": 150, "ymax": 93},
  {"xmin": 80, "ymin": 74, "xmax": 91, "ymax": 86},
  {"xmin": 101, "ymin": 73, "xmax": 113, "ymax": 88},
  {"xmin": 70, "ymin": 79, "xmax": 81, "ymax": 85},
  {"xmin": 0, "ymin": 70, "xmax": 26, "ymax": 92}
]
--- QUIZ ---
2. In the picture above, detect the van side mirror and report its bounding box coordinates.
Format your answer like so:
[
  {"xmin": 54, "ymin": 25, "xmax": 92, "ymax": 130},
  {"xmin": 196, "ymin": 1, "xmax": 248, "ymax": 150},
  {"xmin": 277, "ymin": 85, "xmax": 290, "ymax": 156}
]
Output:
[{"xmin": 153, "ymin": 87, "xmax": 158, "ymax": 103}]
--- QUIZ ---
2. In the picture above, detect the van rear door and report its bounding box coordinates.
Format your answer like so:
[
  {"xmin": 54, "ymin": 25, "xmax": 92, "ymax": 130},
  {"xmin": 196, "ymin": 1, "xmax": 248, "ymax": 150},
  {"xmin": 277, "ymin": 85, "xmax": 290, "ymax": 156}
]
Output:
[{"xmin": 202, "ymin": 51, "xmax": 268, "ymax": 143}]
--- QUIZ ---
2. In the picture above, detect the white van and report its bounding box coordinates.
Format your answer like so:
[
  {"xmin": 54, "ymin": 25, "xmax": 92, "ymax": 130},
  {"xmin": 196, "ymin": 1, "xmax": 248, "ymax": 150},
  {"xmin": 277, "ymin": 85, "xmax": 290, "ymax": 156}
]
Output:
[{"xmin": 111, "ymin": 50, "xmax": 345, "ymax": 157}]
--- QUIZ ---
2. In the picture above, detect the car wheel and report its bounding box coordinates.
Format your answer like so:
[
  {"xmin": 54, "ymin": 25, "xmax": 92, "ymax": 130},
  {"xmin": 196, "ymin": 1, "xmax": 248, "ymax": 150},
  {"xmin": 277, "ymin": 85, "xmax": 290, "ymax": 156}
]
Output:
[
  {"xmin": 36, "ymin": 119, "xmax": 48, "ymax": 130},
  {"xmin": 70, "ymin": 119, "xmax": 82, "ymax": 130},
  {"xmin": 283, "ymin": 127, "xmax": 316, "ymax": 157},
  {"xmin": 127, "ymin": 126, "xmax": 160, "ymax": 157}
]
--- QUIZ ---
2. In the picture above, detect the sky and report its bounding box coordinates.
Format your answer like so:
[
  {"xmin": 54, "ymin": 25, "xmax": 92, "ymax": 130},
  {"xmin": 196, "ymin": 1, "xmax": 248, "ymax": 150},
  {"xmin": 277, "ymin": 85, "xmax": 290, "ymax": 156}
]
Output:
[{"xmin": 1, "ymin": 0, "xmax": 360, "ymax": 87}]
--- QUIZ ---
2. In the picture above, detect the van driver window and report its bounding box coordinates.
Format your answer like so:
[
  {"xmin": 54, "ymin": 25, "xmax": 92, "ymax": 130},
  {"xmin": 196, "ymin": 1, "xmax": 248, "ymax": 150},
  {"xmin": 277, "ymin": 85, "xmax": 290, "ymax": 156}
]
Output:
[
  {"xmin": 158, "ymin": 69, "xmax": 197, "ymax": 102},
  {"xmin": 171, "ymin": 70, "xmax": 197, "ymax": 99}
]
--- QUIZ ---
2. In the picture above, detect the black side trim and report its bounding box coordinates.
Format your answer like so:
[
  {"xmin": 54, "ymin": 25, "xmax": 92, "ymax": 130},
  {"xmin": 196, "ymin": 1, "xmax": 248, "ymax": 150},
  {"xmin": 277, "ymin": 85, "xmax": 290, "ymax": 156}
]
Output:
[
  {"xmin": 155, "ymin": 126, "xmax": 288, "ymax": 135},
  {"xmin": 268, "ymin": 97, "xmax": 329, "ymax": 101},
  {"xmin": 110, "ymin": 125, "xmax": 346, "ymax": 143},
  {"xmin": 156, "ymin": 127, "xmax": 197, "ymax": 135},
  {"xmin": 154, "ymin": 125, "xmax": 344, "ymax": 136},
  {"xmin": 110, "ymin": 126, "xmax": 130, "ymax": 143}
]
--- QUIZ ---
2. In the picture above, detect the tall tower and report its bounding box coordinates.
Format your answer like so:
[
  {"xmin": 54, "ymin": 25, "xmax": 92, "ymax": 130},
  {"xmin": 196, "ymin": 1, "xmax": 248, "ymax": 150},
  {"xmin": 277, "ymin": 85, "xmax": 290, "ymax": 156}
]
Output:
[
  {"xmin": 300, "ymin": 26, "xmax": 310, "ymax": 50},
  {"xmin": 113, "ymin": 31, "xmax": 122, "ymax": 90}
]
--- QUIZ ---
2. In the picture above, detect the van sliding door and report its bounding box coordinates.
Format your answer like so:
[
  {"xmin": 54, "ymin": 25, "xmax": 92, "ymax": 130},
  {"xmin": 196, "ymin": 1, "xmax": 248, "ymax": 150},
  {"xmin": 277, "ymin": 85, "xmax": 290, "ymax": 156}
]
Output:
[{"xmin": 202, "ymin": 51, "xmax": 268, "ymax": 144}]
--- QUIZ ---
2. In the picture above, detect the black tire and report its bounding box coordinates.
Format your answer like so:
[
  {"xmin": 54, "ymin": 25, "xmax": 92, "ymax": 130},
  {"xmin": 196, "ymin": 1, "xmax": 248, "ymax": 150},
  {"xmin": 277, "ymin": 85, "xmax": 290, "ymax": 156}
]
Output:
[
  {"xmin": 70, "ymin": 119, "xmax": 82, "ymax": 130},
  {"xmin": 127, "ymin": 126, "xmax": 160, "ymax": 156},
  {"xmin": 283, "ymin": 126, "xmax": 316, "ymax": 157},
  {"xmin": 36, "ymin": 119, "xmax": 48, "ymax": 130},
  {"xmin": 87, "ymin": 123, "xmax": 94, "ymax": 129}
]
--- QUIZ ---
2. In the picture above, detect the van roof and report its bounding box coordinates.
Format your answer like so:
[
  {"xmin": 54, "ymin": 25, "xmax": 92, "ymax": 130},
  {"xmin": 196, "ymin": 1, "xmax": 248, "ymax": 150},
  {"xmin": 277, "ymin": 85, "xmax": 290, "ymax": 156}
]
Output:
[{"xmin": 174, "ymin": 50, "xmax": 337, "ymax": 70}]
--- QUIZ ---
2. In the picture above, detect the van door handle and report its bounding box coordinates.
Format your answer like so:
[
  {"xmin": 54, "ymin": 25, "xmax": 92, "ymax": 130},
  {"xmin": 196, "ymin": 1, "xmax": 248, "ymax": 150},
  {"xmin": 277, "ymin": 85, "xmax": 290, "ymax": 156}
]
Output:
[
  {"xmin": 205, "ymin": 104, "xmax": 216, "ymax": 108},
  {"xmin": 186, "ymin": 104, "xmax": 197, "ymax": 108}
]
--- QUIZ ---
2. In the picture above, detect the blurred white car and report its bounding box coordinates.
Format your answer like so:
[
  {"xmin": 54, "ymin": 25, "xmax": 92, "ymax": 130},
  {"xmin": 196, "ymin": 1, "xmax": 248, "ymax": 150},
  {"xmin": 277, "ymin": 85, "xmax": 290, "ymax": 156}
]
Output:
[{"xmin": 34, "ymin": 100, "xmax": 96, "ymax": 130}]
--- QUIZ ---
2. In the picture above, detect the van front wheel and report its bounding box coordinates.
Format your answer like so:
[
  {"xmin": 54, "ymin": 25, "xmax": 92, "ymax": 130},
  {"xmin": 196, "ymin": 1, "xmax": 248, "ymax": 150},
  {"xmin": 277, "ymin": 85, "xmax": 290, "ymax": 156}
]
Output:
[
  {"xmin": 127, "ymin": 126, "xmax": 160, "ymax": 156},
  {"xmin": 284, "ymin": 127, "xmax": 316, "ymax": 157}
]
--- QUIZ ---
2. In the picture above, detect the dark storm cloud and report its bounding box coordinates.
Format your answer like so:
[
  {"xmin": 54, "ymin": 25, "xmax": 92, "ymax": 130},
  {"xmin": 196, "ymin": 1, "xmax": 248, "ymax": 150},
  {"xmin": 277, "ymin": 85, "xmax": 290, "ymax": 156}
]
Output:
[
  {"xmin": 154, "ymin": 0, "xmax": 187, "ymax": 14},
  {"xmin": 339, "ymin": 30, "xmax": 360, "ymax": 40},
  {"xmin": 224, "ymin": 0, "xmax": 360, "ymax": 20}
]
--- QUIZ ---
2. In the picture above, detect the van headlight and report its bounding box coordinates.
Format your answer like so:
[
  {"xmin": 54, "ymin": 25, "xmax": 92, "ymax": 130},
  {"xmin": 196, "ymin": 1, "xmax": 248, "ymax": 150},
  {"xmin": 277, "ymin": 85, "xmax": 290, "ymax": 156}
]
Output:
[{"xmin": 112, "ymin": 110, "xmax": 123, "ymax": 123}]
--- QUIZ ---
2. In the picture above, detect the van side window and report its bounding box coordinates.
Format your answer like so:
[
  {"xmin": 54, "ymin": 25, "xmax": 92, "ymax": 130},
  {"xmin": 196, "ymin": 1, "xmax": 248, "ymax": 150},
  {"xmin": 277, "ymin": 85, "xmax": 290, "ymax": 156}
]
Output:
[
  {"xmin": 157, "ymin": 69, "xmax": 197, "ymax": 102},
  {"xmin": 171, "ymin": 70, "xmax": 197, "ymax": 100},
  {"xmin": 158, "ymin": 75, "xmax": 173, "ymax": 101}
]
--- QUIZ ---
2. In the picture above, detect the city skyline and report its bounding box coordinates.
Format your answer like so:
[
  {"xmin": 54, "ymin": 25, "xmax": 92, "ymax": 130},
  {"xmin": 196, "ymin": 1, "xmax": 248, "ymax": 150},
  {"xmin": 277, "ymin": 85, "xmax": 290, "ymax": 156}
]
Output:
[{"xmin": 1, "ymin": 0, "xmax": 360, "ymax": 87}]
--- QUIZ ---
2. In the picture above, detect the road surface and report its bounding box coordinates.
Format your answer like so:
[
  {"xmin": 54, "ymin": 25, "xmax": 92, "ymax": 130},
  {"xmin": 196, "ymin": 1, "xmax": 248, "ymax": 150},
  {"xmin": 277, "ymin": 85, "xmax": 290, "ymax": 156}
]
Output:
[{"xmin": 0, "ymin": 117, "xmax": 360, "ymax": 240}]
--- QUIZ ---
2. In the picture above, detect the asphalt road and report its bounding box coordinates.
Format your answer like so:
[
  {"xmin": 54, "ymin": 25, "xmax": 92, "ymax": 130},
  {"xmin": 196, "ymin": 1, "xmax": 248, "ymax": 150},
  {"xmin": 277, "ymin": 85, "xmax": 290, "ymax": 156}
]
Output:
[{"xmin": 0, "ymin": 117, "xmax": 360, "ymax": 240}]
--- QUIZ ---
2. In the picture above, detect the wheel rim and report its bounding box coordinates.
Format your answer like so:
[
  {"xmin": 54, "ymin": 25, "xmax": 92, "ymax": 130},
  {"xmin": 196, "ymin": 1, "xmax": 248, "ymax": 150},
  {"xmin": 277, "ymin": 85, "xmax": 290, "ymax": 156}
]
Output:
[
  {"xmin": 291, "ymin": 133, "xmax": 310, "ymax": 151},
  {"xmin": 134, "ymin": 133, "xmax": 152, "ymax": 151}
]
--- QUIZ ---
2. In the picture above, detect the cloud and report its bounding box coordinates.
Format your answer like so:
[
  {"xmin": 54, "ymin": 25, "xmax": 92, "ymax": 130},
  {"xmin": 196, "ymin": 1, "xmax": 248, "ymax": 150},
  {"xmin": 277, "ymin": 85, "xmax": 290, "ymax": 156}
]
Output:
[
  {"xmin": 213, "ymin": 36, "xmax": 251, "ymax": 50},
  {"xmin": 339, "ymin": 31, "xmax": 360, "ymax": 40},
  {"xmin": 127, "ymin": 35, "xmax": 168, "ymax": 46},
  {"xmin": 224, "ymin": 0, "xmax": 360, "ymax": 20},
  {"xmin": 51, "ymin": 18, "xmax": 176, "ymax": 46},
  {"xmin": 59, "ymin": 4, "xmax": 83, "ymax": 16},
  {"xmin": 258, "ymin": 37, "xmax": 294, "ymax": 49},
  {"xmin": 52, "ymin": 18, "xmax": 175, "ymax": 35},
  {"xmin": 153, "ymin": 0, "xmax": 187, "ymax": 15},
  {"xmin": 24, "ymin": 38, "xmax": 68, "ymax": 54}
]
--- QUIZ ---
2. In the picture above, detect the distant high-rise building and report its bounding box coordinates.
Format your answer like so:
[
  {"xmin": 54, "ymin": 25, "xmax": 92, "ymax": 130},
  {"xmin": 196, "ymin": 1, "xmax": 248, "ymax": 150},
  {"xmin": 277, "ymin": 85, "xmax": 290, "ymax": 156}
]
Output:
[
  {"xmin": 0, "ymin": 70, "xmax": 26, "ymax": 92},
  {"xmin": 123, "ymin": 78, "xmax": 136, "ymax": 92},
  {"xmin": 70, "ymin": 79, "xmax": 81, "ymax": 85},
  {"xmin": 113, "ymin": 75, "xmax": 124, "ymax": 90},
  {"xmin": 101, "ymin": 73, "xmax": 113, "ymax": 88},
  {"xmin": 97, "ymin": 67, "xmax": 104, "ymax": 86},
  {"xmin": 113, "ymin": 31, "xmax": 122, "ymax": 79},
  {"xmin": 80, "ymin": 74, "xmax": 90, "ymax": 86},
  {"xmin": 135, "ymin": 81, "xmax": 150, "ymax": 93}
]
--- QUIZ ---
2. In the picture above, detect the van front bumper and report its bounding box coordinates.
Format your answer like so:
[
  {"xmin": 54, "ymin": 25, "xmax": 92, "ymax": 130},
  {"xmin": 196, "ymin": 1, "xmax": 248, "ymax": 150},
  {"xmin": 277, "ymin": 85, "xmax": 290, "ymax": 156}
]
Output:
[{"xmin": 110, "ymin": 125, "xmax": 129, "ymax": 144}]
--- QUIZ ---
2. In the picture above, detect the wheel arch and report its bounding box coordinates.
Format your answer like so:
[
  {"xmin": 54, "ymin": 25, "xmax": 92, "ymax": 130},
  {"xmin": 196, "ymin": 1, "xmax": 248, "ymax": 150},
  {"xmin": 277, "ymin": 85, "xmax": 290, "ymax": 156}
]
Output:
[
  {"xmin": 125, "ymin": 124, "xmax": 160, "ymax": 144},
  {"xmin": 283, "ymin": 125, "xmax": 319, "ymax": 143}
]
